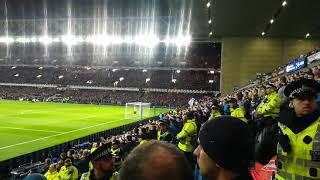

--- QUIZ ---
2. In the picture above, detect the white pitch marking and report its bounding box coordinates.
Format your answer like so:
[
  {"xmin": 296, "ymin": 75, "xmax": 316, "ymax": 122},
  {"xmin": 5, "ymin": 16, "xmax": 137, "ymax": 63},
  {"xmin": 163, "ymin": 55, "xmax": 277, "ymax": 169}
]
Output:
[
  {"xmin": 0, "ymin": 118, "xmax": 131, "ymax": 150},
  {"xmin": 0, "ymin": 126, "xmax": 62, "ymax": 133}
]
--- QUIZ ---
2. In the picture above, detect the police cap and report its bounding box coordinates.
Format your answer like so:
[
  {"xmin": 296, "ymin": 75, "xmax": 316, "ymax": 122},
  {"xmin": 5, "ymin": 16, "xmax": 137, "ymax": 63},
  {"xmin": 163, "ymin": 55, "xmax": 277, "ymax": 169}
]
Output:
[
  {"xmin": 226, "ymin": 98, "xmax": 237, "ymax": 103},
  {"xmin": 88, "ymin": 144, "xmax": 112, "ymax": 161},
  {"xmin": 284, "ymin": 78, "xmax": 320, "ymax": 99}
]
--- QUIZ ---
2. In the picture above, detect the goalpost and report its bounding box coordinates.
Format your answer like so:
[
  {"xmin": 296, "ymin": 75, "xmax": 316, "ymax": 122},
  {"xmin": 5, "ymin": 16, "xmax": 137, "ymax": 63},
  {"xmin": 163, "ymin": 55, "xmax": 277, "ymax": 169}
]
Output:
[{"xmin": 125, "ymin": 102, "xmax": 152, "ymax": 120}]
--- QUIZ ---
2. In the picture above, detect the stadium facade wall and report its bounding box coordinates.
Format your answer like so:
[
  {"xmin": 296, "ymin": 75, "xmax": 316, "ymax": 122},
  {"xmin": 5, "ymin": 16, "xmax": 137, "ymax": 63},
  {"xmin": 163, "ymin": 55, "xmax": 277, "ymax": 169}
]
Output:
[{"xmin": 220, "ymin": 37, "xmax": 320, "ymax": 94}]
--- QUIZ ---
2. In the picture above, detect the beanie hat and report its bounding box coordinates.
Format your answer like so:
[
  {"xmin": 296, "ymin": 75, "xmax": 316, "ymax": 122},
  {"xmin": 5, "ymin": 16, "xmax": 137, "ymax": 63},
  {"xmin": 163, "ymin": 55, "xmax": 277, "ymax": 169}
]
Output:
[{"xmin": 199, "ymin": 116, "xmax": 253, "ymax": 173}]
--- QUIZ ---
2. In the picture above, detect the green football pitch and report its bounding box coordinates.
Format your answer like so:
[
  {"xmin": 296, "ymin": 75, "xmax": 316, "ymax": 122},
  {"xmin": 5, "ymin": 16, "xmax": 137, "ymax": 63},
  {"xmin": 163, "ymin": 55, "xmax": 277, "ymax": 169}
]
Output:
[{"xmin": 0, "ymin": 100, "xmax": 168, "ymax": 161}]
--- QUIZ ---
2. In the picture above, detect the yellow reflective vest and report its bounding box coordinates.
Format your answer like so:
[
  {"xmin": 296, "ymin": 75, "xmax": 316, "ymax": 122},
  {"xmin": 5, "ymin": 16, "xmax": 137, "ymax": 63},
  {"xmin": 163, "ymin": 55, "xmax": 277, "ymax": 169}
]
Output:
[
  {"xmin": 209, "ymin": 110, "xmax": 221, "ymax": 120},
  {"xmin": 157, "ymin": 131, "xmax": 170, "ymax": 141},
  {"xmin": 44, "ymin": 170, "xmax": 59, "ymax": 180},
  {"xmin": 80, "ymin": 170, "xmax": 118, "ymax": 180},
  {"xmin": 58, "ymin": 165, "xmax": 78, "ymax": 180},
  {"xmin": 176, "ymin": 119, "xmax": 197, "ymax": 152},
  {"xmin": 276, "ymin": 118, "xmax": 320, "ymax": 179},
  {"xmin": 257, "ymin": 92, "xmax": 282, "ymax": 118},
  {"xmin": 230, "ymin": 107, "xmax": 248, "ymax": 123}
]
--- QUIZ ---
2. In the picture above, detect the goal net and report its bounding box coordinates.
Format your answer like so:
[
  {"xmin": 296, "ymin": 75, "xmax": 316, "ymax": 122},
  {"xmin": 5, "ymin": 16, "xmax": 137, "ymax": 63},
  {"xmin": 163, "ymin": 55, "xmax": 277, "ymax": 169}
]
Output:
[{"xmin": 125, "ymin": 102, "xmax": 151, "ymax": 120}]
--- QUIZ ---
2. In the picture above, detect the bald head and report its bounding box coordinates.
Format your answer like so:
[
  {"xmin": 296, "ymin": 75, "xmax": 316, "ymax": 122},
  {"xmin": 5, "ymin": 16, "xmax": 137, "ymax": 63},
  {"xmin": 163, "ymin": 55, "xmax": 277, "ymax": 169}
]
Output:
[{"xmin": 120, "ymin": 140, "xmax": 193, "ymax": 180}]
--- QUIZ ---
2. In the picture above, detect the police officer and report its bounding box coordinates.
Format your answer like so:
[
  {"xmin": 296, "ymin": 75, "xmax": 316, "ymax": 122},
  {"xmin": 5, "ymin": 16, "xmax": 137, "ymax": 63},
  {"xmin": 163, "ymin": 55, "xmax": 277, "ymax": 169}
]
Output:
[
  {"xmin": 227, "ymin": 98, "xmax": 247, "ymax": 123},
  {"xmin": 176, "ymin": 111, "xmax": 197, "ymax": 166},
  {"xmin": 255, "ymin": 83, "xmax": 282, "ymax": 128},
  {"xmin": 209, "ymin": 105, "xmax": 221, "ymax": 120},
  {"xmin": 111, "ymin": 140, "xmax": 123, "ymax": 171},
  {"xmin": 255, "ymin": 79, "xmax": 320, "ymax": 179},
  {"xmin": 58, "ymin": 158, "xmax": 78, "ymax": 180},
  {"xmin": 80, "ymin": 144, "xmax": 116, "ymax": 180},
  {"xmin": 157, "ymin": 119, "xmax": 173, "ymax": 142}
]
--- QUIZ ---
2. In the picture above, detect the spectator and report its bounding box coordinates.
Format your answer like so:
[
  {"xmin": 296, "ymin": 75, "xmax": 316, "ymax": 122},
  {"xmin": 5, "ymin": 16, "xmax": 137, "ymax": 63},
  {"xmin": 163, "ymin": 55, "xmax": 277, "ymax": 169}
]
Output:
[
  {"xmin": 40, "ymin": 158, "xmax": 51, "ymax": 174},
  {"xmin": 75, "ymin": 149, "xmax": 90, "ymax": 177},
  {"xmin": 56, "ymin": 160, "xmax": 64, "ymax": 172},
  {"xmin": 194, "ymin": 116, "xmax": 254, "ymax": 180},
  {"xmin": 122, "ymin": 135, "xmax": 138, "ymax": 158},
  {"xmin": 60, "ymin": 152, "xmax": 67, "ymax": 161},
  {"xmin": 119, "ymin": 140, "xmax": 193, "ymax": 180},
  {"xmin": 44, "ymin": 164, "xmax": 59, "ymax": 180}
]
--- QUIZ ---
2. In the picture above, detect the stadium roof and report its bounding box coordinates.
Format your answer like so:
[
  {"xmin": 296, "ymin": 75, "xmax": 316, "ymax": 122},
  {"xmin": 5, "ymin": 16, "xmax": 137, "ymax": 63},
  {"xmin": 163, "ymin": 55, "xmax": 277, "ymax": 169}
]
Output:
[{"xmin": 211, "ymin": 0, "xmax": 320, "ymax": 39}]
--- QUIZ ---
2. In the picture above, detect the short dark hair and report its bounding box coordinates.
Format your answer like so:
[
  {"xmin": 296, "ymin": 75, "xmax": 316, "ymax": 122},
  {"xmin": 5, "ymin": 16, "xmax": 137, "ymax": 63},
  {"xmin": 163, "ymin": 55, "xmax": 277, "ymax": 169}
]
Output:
[{"xmin": 120, "ymin": 140, "xmax": 193, "ymax": 180}]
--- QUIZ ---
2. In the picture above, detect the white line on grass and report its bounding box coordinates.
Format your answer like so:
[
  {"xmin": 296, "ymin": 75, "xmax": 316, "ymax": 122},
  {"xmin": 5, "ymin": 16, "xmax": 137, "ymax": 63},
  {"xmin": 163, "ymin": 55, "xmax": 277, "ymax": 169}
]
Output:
[
  {"xmin": 0, "ymin": 127, "xmax": 62, "ymax": 133},
  {"xmin": 0, "ymin": 118, "xmax": 130, "ymax": 150}
]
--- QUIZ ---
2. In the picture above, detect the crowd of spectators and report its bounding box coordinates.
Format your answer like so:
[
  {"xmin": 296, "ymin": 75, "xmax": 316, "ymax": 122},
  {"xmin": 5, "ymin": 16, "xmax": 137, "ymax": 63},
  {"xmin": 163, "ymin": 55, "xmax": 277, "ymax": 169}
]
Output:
[
  {"xmin": 0, "ymin": 66, "xmax": 219, "ymax": 91},
  {"xmin": 0, "ymin": 86, "xmax": 207, "ymax": 107}
]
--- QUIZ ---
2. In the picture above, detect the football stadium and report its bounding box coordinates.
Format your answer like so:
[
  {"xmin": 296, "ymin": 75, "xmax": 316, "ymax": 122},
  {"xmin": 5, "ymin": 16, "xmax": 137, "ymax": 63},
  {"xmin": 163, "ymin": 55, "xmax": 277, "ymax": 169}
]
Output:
[{"xmin": 0, "ymin": 0, "xmax": 320, "ymax": 179}]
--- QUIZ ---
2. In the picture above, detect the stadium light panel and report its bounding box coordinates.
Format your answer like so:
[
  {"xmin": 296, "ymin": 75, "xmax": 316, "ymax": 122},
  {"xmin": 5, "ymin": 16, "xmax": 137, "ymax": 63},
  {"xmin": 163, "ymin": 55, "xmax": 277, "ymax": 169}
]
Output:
[
  {"xmin": 39, "ymin": 36, "xmax": 53, "ymax": 45},
  {"xmin": 209, "ymin": 80, "xmax": 214, "ymax": 83},
  {"xmin": 270, "ymin": 19, "xmax": 274, "ymax": 24},
  {"xmin": 282, "ymin": 1, "xmax": 287, "ymax": 6},
  {"xmin": 119, "ymin": 77, "xmax": 124, "ymax": 81},
  {"xmin": 36, "ymin": 75, "xmax": 42, "ymax": 78},
  {"xmin": 61, "ymin": 34, "xmax": 80, "ymax": 45},
  {"xmin": 30, "ymin": 37, "xmax": 37, "ymax": 43},
  {"xmin": 206, "ymin": 2, "xmax": 211, "ymax": 8},
  {"xmin": 14, "ymin": 74, "xmax": 19, "ymax": 77},
  {"xmin": 16, "ymin": 37, "xmax": 30, "ymax": 43},
  {"xmin": 0, "ymin": 37, "xmax": 14, "ymax": 43}
]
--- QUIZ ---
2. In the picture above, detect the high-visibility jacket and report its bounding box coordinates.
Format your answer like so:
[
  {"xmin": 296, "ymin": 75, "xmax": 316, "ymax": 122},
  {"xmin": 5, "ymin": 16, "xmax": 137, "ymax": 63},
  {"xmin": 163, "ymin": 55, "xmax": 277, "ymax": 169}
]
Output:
[
  {"xmin": 257, "ymin": 92, "xmax": 282, "ymax": 118},
  {"xmin": 157, "ymin": 131, "xmax": 171, "ymax": 141},
  {"xmin": 230, "ymin": 107, "xmax": 248, "ymax": 123},
  {"xmin": 44, "ymin": 170, "xmax": 59, "ymax": 180},
  {"xmin": 276, "ymin": 118, "xmax": 320, "ymax": 180},
  {"xmin": 111, "ymin": 148, "xmax": 122, "ymax": 164},
  {"xmin": 209, "ymin": 110, "xmax": 221, "ymax": 120},
  {"xmin": 176, "ymin": 119, "xmax": 197, "ymax": 152},
  {"xmin": 140, "ymin": 140, "xmax": 147, "ymax": 145},
  {"xmin": 58, "ymin": 165, "xmax": 78, "ymax": 180},
  {"xmin": 80, "ymin": 170, "xmax": 118, "ymax": 180}
]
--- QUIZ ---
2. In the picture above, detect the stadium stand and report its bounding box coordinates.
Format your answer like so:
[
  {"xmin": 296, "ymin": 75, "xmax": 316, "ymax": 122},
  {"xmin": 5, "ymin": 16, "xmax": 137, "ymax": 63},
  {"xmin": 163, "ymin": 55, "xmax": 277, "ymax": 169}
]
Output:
[{"xmin": 1, "ymin": 0, "xmax": 320, "ymax": 179}]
